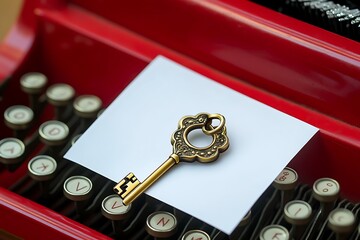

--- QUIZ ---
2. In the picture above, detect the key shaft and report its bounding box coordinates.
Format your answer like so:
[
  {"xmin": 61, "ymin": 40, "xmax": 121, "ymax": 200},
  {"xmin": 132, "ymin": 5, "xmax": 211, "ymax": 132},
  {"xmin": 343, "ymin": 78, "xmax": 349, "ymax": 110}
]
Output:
[{"xmin": 120, "ymin": 154, "xmax": 179, "ymax": 205}]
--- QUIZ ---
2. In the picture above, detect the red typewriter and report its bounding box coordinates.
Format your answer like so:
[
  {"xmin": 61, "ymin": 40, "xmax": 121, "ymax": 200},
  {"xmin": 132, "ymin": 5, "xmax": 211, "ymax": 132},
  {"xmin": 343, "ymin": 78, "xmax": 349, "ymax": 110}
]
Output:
[{"xmin": 0, "ymin": 0, "xmax": 359, "ymax": 239}]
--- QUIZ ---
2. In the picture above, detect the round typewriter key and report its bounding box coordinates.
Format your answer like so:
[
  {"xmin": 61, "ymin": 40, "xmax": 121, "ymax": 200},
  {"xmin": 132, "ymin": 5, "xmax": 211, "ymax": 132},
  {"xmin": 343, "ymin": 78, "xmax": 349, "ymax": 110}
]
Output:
[
  {"xmin": 273, "ymin": 167, "xmax": 298, "ymax": 206},
  {"xmin": 4, "ymin": 105, "xmax": 34, "ymax": 130},
  {"xmin": 146, "ymin": 211, "xmax": 177, "ymax": 238},
  {"xmin": 328, "ymin": 208, "xmax": 355, "ymax": 234},
  {"xmin": 182, "ymin": 230, "xmax": 210, "ymax": 240},
  {"xmin": 101, "ymin": 194, "xmax": 131, "ymax": 221},
  {"xmin": 97, "ymin": 108, "xmax": 105, "ymax": 118},
  {"xmin": 28, "ymin": 155, "xmax": 57, "ymax": 181},
  {"xmin": 39, "ymin": 120, "xmax": 69, "ymax": 146},
  {"xmin": 284, "ymin": 200, "xmax": 312, "ymax": 225},
  {"xmin": 63, "ymin": 176, "xmax": 92, "ymax": 201},
  {"xmin": 0, "ymin": 138, "xmax": 25, "ymax": 165},
  {"xmin": 260, "ymin": 225, "xmax": 289, "ymax": 240},
  {"xmin": 46, "ymin": 83, "xmax": 75, "ymax": 106},
  {"xmin": 20, "ymin": 72, "xmax": 47, "ymax": 94},
  {"xmin": 73, "ymin": 95, "xmax": 102, "ymax": 118},
  {"xmin": 313, "ymin": 178, "xmax": 340, "ymax": 202},
  {"xmin": 273, "ymin": 167, "xmax": 298, "ymax": 190},
  {"xmin": 71, "ymin": 134, "xmax": 82, "ymax": 146},
  {"xmin": 240, "ymin": 210, "xmax": 251, "ymax": 226}
]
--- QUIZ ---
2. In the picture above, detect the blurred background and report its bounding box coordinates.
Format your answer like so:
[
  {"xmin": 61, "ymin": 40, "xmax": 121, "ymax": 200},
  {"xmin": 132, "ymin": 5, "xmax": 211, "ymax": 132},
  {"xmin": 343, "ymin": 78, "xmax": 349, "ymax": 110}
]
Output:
[{"xmin": 0, "ymin": 0, "xmax": 22, "ymax": 41}]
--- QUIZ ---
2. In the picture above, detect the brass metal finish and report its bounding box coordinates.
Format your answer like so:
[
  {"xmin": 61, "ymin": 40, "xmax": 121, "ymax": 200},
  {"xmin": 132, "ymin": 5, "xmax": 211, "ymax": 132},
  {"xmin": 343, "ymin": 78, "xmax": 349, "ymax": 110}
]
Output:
[{"xmin": 114, "ymin": 113, "xmax": 229, "ymax": 205}]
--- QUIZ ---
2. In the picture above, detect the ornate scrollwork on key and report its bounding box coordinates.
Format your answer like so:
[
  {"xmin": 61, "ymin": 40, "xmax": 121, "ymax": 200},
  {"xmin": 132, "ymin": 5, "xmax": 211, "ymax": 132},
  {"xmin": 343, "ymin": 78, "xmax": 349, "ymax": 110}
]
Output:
[{"xmin": 171, "ymin": 113, "xmax": 229, "ymax": 163}]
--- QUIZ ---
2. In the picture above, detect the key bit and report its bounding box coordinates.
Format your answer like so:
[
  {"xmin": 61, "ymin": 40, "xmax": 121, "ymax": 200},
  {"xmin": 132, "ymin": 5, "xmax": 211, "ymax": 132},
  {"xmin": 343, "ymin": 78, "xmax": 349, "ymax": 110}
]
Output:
[{"xmin": 114, "ymin": 113, "xmax": 229, "ymax": 205}]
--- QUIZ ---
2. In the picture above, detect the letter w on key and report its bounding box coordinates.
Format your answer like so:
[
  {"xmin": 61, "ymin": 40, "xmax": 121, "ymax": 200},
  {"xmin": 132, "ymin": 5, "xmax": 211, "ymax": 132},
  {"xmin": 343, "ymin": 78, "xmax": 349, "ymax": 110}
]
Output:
[{"xmin": 114, "ymin": 113, "xmax": 229, "ymax": 205}]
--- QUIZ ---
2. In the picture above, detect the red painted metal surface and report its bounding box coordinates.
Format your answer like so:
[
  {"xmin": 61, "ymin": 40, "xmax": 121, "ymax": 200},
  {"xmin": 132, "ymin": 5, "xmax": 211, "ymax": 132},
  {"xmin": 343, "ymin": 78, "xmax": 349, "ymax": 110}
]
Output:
[
  {"xmin": 70, "ymin": 0, "xmax": 360, "ymax": 127},
  {"xmin": 0, "ymin": 188, "xmax": 110, "ymax": 239},
  {"xmin": 0, "ymin": 0, "xmax": 359, "ymax": 238}
]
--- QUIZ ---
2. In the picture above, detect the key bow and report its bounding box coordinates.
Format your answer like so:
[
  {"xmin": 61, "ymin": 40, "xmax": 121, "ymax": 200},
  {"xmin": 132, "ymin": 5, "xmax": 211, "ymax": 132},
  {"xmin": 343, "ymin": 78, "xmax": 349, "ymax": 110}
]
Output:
[{"xmin": 171, "ymin": 113, "xmax": 229, "ymax": 163}]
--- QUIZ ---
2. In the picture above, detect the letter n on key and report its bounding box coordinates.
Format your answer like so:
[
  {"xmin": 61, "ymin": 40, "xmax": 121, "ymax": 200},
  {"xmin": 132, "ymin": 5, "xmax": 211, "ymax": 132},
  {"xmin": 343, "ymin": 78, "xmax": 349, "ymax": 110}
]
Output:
[{"xmin": 114, "ymin": 173, "xmax": 140, "ymax": 199}]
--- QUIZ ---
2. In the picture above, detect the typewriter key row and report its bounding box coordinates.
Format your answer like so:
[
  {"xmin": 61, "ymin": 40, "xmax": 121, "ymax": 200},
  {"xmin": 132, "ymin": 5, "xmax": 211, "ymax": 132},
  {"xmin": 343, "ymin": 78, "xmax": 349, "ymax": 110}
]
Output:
[
  {"xmin": 2, "ymin": 72, "xmax": 360, "ymax": 239},
  {"xmin": 251, "ymin": 0, "xmax": 360, "ymax": 41}
]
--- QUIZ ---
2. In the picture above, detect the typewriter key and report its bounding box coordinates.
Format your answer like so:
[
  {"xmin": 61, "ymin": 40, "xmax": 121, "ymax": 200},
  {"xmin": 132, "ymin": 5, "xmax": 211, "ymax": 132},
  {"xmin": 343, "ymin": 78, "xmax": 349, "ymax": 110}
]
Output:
[
  {"xmin": 4, "ymin": 105, "xmax": 34, "ymax": 131},
  {"xmin": 182, "ymin": 230, "xmax": 211, "ymax": 240},
  {"xmin": 46, "ymin": 83, "xmax": 75, "ymax": 106},
  {"xmin": 313, "ymin": 178, "xmax": 340, "ymax": 202},
  {"xmin": 97, "ymin": 108, "xmax": 105, "ymax": 118},
  {"xmin": 231, "ymin": 210, "xmax": 252, "ymax": 239},
  {"xmin": 273, "ymin": 167, "xmax": 298, "ymax": 206},
  {"xmin": 73, "ymin": 95, "xmax": 102, "ymax": 119},
  {"xmin": 64, "ymin": 175, "xmax": 93, "ymax": 215},
  {"xmin": 328, "ymin": 208, "xmax": 355, "ymax": 238},
  {"xmin": 20, "ymin": 72, "xmax": 48, "ymax": 94},
  {"xmin": 146, "ymin": 211, "xmax": 177, "ymax": 238},
  {"xmin": 47, "ymin": 83, "xmax": 75, "ymax": 120},
  {"xmin": 240, "ymin": 210, "xmax": 251, "ymax": 227},
  {"xmin": 0, "ymin": 138, "xmax": 25, "ymax": 165},
  {"xmin": 28, "ymin": 155, "xmax": 57, "ymax": 181},
  {"xmin": 114, "ymin": 113, "xmax": 229, "ymax": 206},
  {"xmin": 71, "ymin": 134, "xmax": 82, "ymax": 146},
  {"xmin": 313, "ymin": 178, "xmax": 340, "ymax": 203},
  {"xmin": 39, "ymin": 120, "xmax": 69, "ymax": 146},
  {"xmin": 20, "ymin": 72, "xmax": 48, "ymax": 110},
  {"xmin": 284, "ymin": 200, "xmax": 312, "ymax": 225},
  {"xmin": 284, "ymin": 200, "xmax": 312, "ymax": 239},
  {"xmin": 101, "ymin": 194, "xmax": 131, "ymax": 221},
  {"xmin": 313, "ymin": 177, "xmax": 340, "ymax": 216},
  {"xmin": 260, "ymin": 225, "xmax": 289, "ymax": 240},
  {"xmin": 63, "ymin": 175, "xmax": 93, "ymax": 202}
]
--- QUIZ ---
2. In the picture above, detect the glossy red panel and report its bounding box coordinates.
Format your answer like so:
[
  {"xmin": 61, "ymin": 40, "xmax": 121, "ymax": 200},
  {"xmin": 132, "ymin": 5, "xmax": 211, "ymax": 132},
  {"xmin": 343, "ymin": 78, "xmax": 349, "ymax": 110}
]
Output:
[
  {"xmin": 70, "ymin": 0, "xmax": 360, "ymax": 127},
  {"xmin": 0, "ymin": 0, "xmax": 359, "ymax": 238}
]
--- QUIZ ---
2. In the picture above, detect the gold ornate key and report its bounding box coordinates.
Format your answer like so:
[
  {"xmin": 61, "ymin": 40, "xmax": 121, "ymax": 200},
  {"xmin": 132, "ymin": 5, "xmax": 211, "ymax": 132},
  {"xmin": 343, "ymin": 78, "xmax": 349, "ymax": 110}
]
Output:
[{"xmin": 113, "ymin": 113, "xmax": 229, "ymax": 205}]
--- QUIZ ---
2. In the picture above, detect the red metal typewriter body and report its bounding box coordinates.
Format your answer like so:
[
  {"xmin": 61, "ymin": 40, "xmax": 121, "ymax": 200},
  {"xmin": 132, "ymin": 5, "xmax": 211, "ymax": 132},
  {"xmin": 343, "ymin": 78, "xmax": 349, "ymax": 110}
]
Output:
[{"xmin": 0, "ymin": 0, "xmax": 359, "ymax": 239}]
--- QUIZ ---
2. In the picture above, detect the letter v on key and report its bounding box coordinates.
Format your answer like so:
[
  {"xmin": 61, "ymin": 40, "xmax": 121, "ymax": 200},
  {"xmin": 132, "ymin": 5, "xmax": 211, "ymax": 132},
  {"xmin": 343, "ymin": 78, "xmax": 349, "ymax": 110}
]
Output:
[
  {"xmin": 112, "ymin": 201, "xmax": 121, "ymax": 209},
  {"xmin": 63, "ymin": 176, "xmax": 93, "ymax": 201},
  {"xmin": 76, "ymin": 181, "xmax": 88, "ymax": 191}
]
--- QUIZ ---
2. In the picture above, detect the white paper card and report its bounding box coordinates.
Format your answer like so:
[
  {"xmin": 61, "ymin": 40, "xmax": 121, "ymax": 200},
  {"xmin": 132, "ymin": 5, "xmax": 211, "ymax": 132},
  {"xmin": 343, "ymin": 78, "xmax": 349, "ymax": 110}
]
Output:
[{"xmin": 65, "ymin": 56, "xmax": 318, "ymax": 234}]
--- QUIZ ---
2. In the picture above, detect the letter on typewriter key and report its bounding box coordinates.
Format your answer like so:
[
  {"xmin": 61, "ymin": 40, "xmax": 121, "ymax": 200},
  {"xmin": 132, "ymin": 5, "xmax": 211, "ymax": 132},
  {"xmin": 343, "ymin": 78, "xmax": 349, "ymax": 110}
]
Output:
[
  {"xmin": 63, "ymin": 176, "xmax": 93, "ymax": 202},
  {"xmin": 328, "ymin": 208, "xmax": 356, "ymax": 240},
  {"xmin": 4, "ymin": 105, "xmax": 34, "ymax": 139},
  {"xmin": 181, "ymin": 230, "xmax": 211, "ymax": 240},
  {"xmin": 313, "ymin": 178, "xmax": 340, "ymax": 215},
  {"xmin": 273, "ymin": 167, "xmax": 298, "ymax": 206},
  {"xmin": 102, "ymin": 194, "xmax": 132, "ymax": 234},
  {"xmin": 313, "ymin": 178, "xmax": 340, "ymax": 203},
  {"xmin": 4, "ymin": 105, "xmax": 34, "ymax": 130},
  {"xmin": 39, "ymin": 120, "xmax": 69, "ymax": 147},
  {"xmin": 28, "ymin": 155, "xmax": 57, "ymax": 181},
  {"xmin": 0, "ymin": 138, "xmax": 25, "ymax": 165},
  {"xmin": 101, "ymin": 194, "xmax": 131, "ymax": 221},
  {"xmin": 260, "ymin": 225, "xmax": 289, "ymax": 240},
  {"xmin": 284, "ymin": 200, "xmax": 312, "ymax": 239},
  {"xmin": 28, "ymin": 155, "xmax": 57, "ymax": 194},
  {"xmin": 63, "ymin": 176, "xmax": 93, "ymax": 215},
  {"xmin": 146, "ymin": 211, "xmax": 178, "ymax": 238}
]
